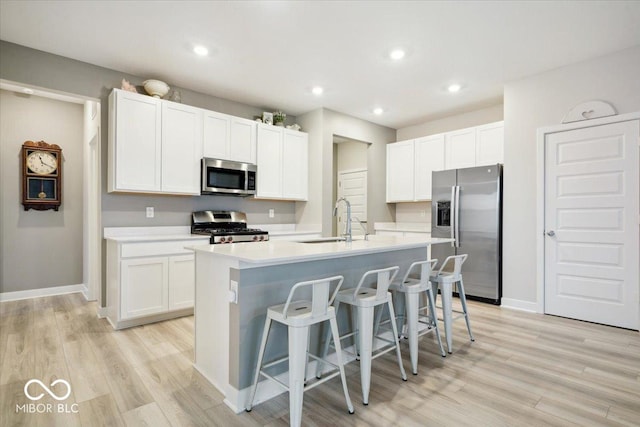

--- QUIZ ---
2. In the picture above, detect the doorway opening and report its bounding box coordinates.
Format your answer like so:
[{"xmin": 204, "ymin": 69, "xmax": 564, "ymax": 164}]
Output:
[
  {"xmin": 0, "ymin": 79, "xmax": 101, "ymax": 306},
  {"xmin": 332, "ymin": 135, "xmax": 370, "ymax": 237}
]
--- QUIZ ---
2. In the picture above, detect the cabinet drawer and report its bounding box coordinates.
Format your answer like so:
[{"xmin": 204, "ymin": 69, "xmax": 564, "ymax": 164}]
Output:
[{"xmin": 121, "ymin": 239, "xmax": 205, "ymax": 258}]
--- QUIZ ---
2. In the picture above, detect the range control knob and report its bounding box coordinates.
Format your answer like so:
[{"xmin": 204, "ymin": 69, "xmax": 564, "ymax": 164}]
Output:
[
  {"xmin": 252, "ymin": 235, "xmax": 258, "ymax": 241},
  {"xmin": 228, "ymin": 236, "xmax": 233, "ymax": 242},
  {"xmin": 219, "ymin": 237, "xmax": 226, "ymax": 243}
]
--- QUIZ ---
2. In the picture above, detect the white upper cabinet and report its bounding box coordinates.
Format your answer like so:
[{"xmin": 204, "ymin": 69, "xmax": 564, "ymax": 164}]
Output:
[
  {"xmin": 386, "ymin": 121, "xmax": 503, "ymax": 202},
  {"xmin": 109, "ymin": 89, "xmax": 162, "ymax": 192},
  {"xmin": 203, "ymin": 112, "xmax": 256, "ymax": 164},
  {"xmin": 161, "ymin": 102, "xmax": 203, "ymax": 195},
  {"xmin": 475, "ymin": 121, "xmax": 504, "ymax": 165},
  {"xmin": 256, "ymin": 124, "xmax": 308, "ymax": 200},
  {"xmin": 282, "ymin": 129, "xmax": 308, "ymax": 200},
  {"xmin": 445, "ymin": 127, "xmax": 477, "ymax": 169},
  {"xmin": 414, "ymin": 133, "xmax": 445, "ymax": 200},
  {"xmin": 386, "ymin": 139, "xmax": 415, "ymax": 202}
]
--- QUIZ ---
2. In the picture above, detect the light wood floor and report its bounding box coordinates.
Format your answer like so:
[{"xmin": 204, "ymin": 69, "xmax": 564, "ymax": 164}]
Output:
[{"xmin": 1, "ymin": 293, "xmax": 639, "ymax": 426}]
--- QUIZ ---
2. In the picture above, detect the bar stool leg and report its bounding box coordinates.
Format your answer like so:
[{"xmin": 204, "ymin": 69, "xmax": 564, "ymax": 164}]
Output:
[
  {"xmin": 246, "ymin": 317, "xmax": 272, "ymax": 411},
  {"xmin": 457, "ymin": 279, "xmax": 475, "ymax": 342},
  {"xmin": 356, "ymin": 306, "xmax": 374, "ymax": 405},
  {"xmin": 404, "ymin": 292, "xmax": 420, "ymax": 375},
  {"xmin": 387, "ymin": 299, "xmax": 408, "ymax": 381},
  {"xmin": 426, "ymin": 287, "xmax": 446, "ymax": 357},
  {"xmin": 288, "ymin": 325, "xmax": 310, "ymax": 427},
  {"xmin": 441, "ymin": 282, "xmax": 453, "ymax": 354},
  {"xmin": 329, "ymin": 316, "xmax": 355, "ymax": 414}
]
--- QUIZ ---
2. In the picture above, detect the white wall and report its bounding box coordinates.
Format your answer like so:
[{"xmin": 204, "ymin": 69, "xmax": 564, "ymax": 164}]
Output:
[
  {"xmin": 503, "ymin": 46, "xmax": 640, "ymax": 306},
  {"xmin": 0, "ymin": 90, "xmax": 84, "ymax": 292},
  {"xmin": 336, "ymin": 139, "xmax": 368, "ymax": 172}
]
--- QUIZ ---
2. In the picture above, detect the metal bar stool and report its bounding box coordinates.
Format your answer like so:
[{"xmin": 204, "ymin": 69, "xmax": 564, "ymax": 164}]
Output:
[
  {"xmin": 246, "ymin": 275, "xmax": 354, "ymax": 427},
  {"xmin": 388, "ymin": 259, "xmax": 446, "ymax": 375},
  {"xmin": 318, "ymin": 266, "xmax": 407, "ymax": 406},
  {"xmin": 429, "ymin": 254, "xmax": 474, "ymax": 353}
]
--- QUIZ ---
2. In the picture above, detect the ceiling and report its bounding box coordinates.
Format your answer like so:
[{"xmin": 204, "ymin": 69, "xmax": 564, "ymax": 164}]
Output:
[{"xmin": 1, "ymin": 1, "xmax": 639, "ymax": 129}]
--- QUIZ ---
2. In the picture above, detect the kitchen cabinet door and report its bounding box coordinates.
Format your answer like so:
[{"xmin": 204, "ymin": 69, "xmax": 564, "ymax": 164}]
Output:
[
  {"xmin": 445, "ymin": 128, "xmax": 476, "ymax": 169},
  {"xmin": 110, "ymin": 89, "xmax": 162, "ymax": 192},
  {"xmin": 282, "ymin": 129, "xmax": 308, "ymax": 200},
  {"xmin": 161, "ymin": 102, "xmax": 203, "ymax": 194},
  {"xmin": 203, "ymin": 111, "xmax": 231, "ymax": 160},
  {"xmin": 256, "ymin": 124, "xmax": 283, "ymax": 198},
  {"xmin": 386, "ymin": 140, "xmax": 415, "ymax": 202},
  {"xmin": 168, "ymin": 255, "xmax": 195, "ymax": 310},
  {"xmin": 230, "ymin": 117, "xmax": 257, "ymax": 164},
  {"xmin": 120, "ymin": 257, "xmax": 168, "ymax": 319},
  {"xmin": 414, "ymin": 134, "xmax": 445, "ymax": 200},
  {"xmin": 476, "ymin": 121, "xmax": 504, "ymax": 165}
]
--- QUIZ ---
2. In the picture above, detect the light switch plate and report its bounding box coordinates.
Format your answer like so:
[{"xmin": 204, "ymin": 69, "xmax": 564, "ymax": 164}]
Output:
[
  {"xmin": 146, "ymin": 207, "xmax": 154, "ymax": 218},
  {"xmin": 269, "ymin": 208, "xmax": 275, "ymax": 218}
]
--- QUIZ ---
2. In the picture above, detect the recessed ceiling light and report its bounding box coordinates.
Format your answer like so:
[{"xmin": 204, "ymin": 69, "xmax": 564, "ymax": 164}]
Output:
[
  {"xmin": 22, "ymin": 88, "xmax": 34, "ymax": 95},
  {"xmin": 448, "ymin": 83, "xmax": 462, "ymax": 93},
  {"xmin": 390, "ymin": 49, "xmax": 405, "ymax": 60},
  {"xmin": 311, "ymin": 86, "xmax": 324, "ymax": 95},
  {"xmin": 193, "ymin": 45, "xmax": 209, "ymax": 56},
  {"xmin": 373, "ymin": 107, "xmax": 384, "ymax": 115}
]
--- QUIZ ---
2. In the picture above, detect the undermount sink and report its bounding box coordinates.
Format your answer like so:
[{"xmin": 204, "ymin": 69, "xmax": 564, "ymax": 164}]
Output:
[{"xmin": 297, "ymin": 237, "xmax": 347, "ymax": 244}]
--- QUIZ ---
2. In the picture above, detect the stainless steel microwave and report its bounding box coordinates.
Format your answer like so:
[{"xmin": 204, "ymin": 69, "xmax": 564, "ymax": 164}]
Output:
[{"xmin": 201, "ymin": 158, "xmax": 256, "ymax": 196}]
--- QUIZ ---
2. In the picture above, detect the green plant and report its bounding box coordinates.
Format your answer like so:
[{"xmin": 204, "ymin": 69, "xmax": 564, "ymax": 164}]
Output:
[{"xmin": 273, "ymin": 110, "xmax": 286, "ymax": 124}]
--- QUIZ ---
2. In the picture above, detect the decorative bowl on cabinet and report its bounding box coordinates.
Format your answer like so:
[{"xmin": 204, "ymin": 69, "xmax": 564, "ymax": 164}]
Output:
[{"xmin": 143, "ymin": 79, "xmax": 170, "ymax": 98}]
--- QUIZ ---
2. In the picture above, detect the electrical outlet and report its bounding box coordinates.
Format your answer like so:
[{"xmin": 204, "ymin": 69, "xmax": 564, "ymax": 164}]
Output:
[
  {"xmin": 269, "ymin": 208, "xmax": 275, "ymax": 218},
  {"xmin": 420, "ymin": 210, "xmax": 426, "ymax": 217},
  {"xmin": 146, "ymin": 207, "xmax": 154, "ymax": 218}
]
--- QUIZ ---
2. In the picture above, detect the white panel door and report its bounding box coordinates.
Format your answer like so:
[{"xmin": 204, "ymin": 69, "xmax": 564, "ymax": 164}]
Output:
[
  {"xmin": 203, "ymin": 111, "xmax": 231, "ymax": 159},
  {"xmin": 161, "ymin": 103, "xmax": 203, "ymax": 194},
  {"xmin": 476, "ymin": 121, "xmax": 504, "ymax": 166},
  {"xmin": 414, "ymin": 134, "xmax": 445, "ymax": 200},
  {"xmin": 168, "ymin": 255, "xmax": 195, "ymax": 310},
  {"xmin": 544, "ymin": 120, "xmax": 639, "ymax": 329},
  {"xmin": 115, "ymin": 91, "xmax": 161, "ymax": 191},
  {"xmin": 338, "ymin": 170, "xmax": 367, "ymax": 236},
  {"xmin": 445, "ymin": 128, "xmax": 476, "ymax": 169},
  {"xmin": 230, "ymin": 117, "xmax": 257, "ymax": 164},
  {"xmin": 256, "ymin": 124, "xmax": 283, "ymax": 198},
  {"xmin": 386, "ymin": 140, "xmax": 415, "ymax": 202},
  {"xmin": 282, "ymin": 130, "xmax": 308, "ymax": 200},
  {"xmin": 120, "ymin": 257, "xmax": 168, "ymax": 319}
]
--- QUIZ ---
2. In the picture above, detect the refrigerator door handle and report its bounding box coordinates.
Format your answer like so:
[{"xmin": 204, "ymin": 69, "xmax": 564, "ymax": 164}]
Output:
[
  {"xmin": 450, "ymin": 186, "xmax": 456, "ymax": 247},
  {"xmin": 454, "ymin": 185, "xmax": 461, "ymax": 248}
]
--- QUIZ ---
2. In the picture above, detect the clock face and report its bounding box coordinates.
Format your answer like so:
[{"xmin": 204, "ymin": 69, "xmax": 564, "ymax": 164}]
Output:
[{"xmin": 26, "ymin": 151, "xmax": 58, "ymax": 175}]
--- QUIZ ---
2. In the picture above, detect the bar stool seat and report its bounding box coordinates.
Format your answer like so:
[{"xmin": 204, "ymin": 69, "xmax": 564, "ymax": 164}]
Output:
[
  {"xmin": 429, "ymin": 254, "xmax": 474, "ymax": 353},
  {"xmin": 246, "ymin": 276, "xmax": 354, "ymax": 427},
  {"xmin": 388, "ymin": 259, "xmax": 446, "ymax": 375},
  {"xmin": 319, "ymin": 266, "xmax": 407, "ymax": 406}
]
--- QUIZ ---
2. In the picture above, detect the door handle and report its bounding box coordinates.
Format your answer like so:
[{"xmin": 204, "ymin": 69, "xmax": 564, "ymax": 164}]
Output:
[{"xmin": 546, "ymin": 230, "xmax": 555, "ymax": 237}]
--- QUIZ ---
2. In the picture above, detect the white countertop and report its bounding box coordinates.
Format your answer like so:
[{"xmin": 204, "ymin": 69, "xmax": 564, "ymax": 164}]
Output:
[
  {"xmin": 103, "ymin": 226, "xmax": 209, "ymax": 243},
  {"xmin": 189, "ymin": 235, "xmax": 453, "ymax": 266}
]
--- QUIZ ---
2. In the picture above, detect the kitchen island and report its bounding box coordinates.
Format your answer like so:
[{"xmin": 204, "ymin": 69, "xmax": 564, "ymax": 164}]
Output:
[{"xmin": 188, "ymin": 235, "xmax": 453, "ymax": 412}]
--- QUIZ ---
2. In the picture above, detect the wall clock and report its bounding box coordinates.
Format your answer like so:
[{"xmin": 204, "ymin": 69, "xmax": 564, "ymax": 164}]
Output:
[{"xmin": 21, "ymin": 140, "xmax": 63, "ymax": 211}]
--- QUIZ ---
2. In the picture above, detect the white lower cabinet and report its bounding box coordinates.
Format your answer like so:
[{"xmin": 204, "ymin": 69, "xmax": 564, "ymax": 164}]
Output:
[{"xmin": 107, "ymin": 237, "xmax": 207, "ymax": 329}]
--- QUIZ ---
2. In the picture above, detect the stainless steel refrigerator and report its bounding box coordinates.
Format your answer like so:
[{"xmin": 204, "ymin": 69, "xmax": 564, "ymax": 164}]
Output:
[{"xmin": 431, "ymin": 164, "xmax": 502, "ymax": 304}]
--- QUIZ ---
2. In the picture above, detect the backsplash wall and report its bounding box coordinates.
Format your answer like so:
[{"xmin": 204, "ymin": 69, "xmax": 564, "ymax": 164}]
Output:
[{"xmin": 395, "ymin": 202, "xmax": 431, "ymax": 223}]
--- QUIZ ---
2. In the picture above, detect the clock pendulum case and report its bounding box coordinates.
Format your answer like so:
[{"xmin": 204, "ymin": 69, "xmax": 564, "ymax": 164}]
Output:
[{"xmin": 21, "ymin": 140, "xmax": 63, "ymax": 211}]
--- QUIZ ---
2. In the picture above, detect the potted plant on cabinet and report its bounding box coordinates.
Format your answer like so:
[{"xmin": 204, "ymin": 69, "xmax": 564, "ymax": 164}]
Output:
[{"xmin": 273, "ymin": 111, "xmax": 286, "ymax": 127}]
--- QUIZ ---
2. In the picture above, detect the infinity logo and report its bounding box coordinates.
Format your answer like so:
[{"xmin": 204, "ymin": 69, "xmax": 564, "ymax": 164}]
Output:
[{"xmin": 24, "ymin": 379, "xmax": 71, "ymax": 401}]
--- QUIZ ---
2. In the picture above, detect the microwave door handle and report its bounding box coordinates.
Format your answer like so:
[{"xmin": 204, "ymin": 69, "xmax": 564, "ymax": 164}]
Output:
[
  {"xmin": 450, "ymin": 186, "xmax": 456, "ymax": 247},
  {"xmin": 454, "ymin": 185, "xmax": 461, "ymax": 248}
]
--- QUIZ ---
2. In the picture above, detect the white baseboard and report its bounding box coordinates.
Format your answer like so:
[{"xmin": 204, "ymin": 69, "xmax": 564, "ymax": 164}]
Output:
[
  {"xmin": 97, "ymin": 307, "xmax": 107, "ymax": 318},
  {"xmin": 501, "ymin": 298, "xmax": 539, "ymax": 313},
  {"xmin": 0, "ymin": 284, "xmax": 85, "ymax": 302}
]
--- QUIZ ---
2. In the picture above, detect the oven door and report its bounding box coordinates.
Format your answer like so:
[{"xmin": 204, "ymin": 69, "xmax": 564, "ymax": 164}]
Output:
[{"xmin": 201, "ymin": 158, "xmax": 256, "ymax": 196}]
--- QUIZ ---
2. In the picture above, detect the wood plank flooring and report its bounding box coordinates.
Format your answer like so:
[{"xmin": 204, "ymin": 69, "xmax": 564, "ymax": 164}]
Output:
[{"xmin": 1, "ymin": 293, "xmax": 639, "ymax": 426}]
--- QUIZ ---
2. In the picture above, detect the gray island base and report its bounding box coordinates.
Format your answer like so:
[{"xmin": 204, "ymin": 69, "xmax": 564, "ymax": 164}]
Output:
[{"xmin": 188, "ymin": 236, "xmax": 454, "ymax": 413}]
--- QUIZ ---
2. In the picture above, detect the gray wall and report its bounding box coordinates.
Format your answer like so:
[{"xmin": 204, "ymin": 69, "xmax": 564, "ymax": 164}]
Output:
[
  {"xmin": 0, "ymin": 41, "xmax": 298, "ymax": 294},
  {"xmin": 0, "ymin": 89, "xmax": 83, "ymax": 292},
  {"xmin": 296, "ymin": 108, "xmax": 396, "ymax": 236},
  {"xmin": 502, "ymin": 46, "xmax": 640, "ymax": 305}
]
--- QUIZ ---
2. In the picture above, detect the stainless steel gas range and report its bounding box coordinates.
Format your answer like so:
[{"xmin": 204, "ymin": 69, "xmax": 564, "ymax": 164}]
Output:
[{"xmin": 191, "ymin": 210, "xmax": 268, "ymax": 244}]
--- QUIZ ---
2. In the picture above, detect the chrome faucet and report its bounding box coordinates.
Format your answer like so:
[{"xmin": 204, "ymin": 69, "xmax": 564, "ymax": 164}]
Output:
[{"xmin": 333, "ymin": 197, "xmax": 352, "ymax": 242}]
